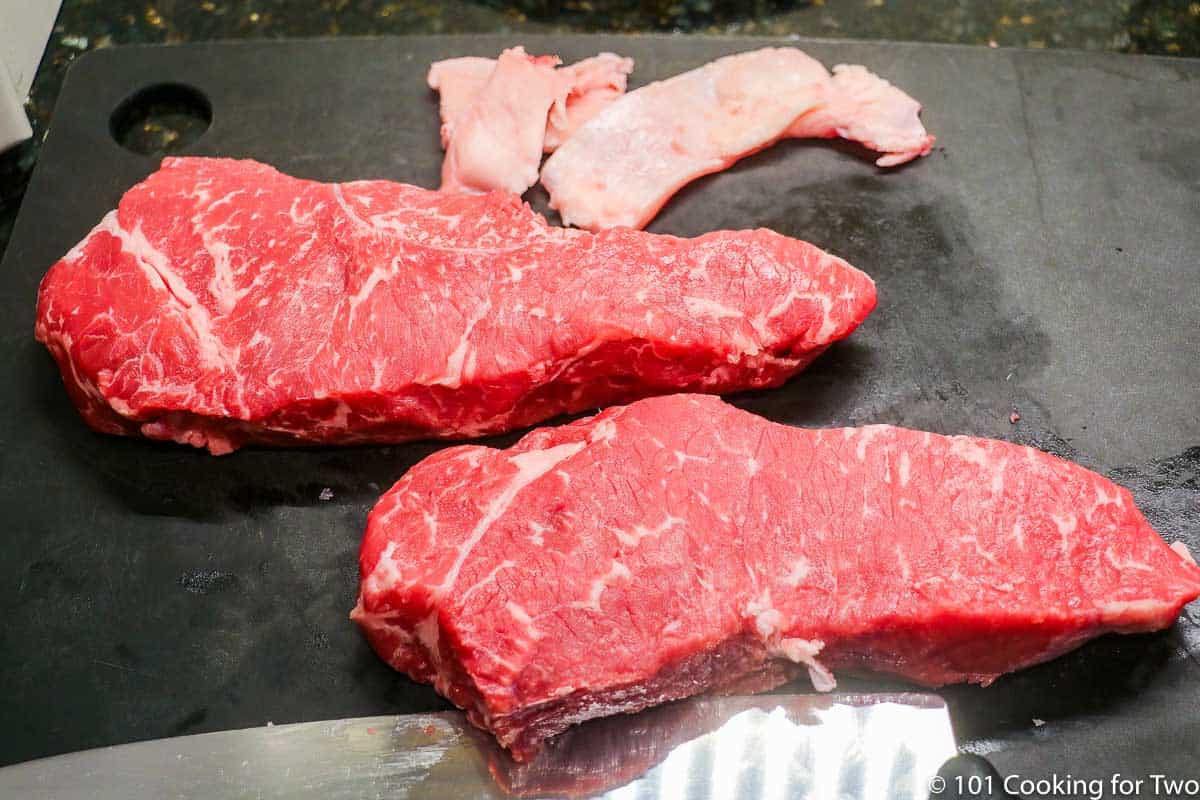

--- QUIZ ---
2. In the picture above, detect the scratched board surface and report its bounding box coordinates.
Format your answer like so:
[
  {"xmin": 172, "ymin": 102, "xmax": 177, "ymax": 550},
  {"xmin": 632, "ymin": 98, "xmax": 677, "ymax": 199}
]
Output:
[{"xmin": 0, "ymin": 35, "xmax": 1197, "ymax": 782}]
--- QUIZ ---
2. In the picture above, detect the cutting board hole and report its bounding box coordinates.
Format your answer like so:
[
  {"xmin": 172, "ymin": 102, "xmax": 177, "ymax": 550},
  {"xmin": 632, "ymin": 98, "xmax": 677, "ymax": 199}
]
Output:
[{"xmin": 109, "ymin": 83, "xmax": 212, "ymax": 155}]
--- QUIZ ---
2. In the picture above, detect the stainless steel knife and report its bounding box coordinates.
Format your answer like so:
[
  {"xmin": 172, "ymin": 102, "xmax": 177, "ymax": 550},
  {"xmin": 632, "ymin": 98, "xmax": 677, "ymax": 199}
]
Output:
[{"xmin": 0, "ymin": 693, "xmax": 959, "ymax": 799}]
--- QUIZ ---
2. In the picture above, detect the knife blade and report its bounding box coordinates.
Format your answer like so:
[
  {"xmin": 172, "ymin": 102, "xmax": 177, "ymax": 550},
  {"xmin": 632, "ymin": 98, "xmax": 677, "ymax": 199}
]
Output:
[{"xmin": 0, "ymin": 693, "xmax": 958, "ymax": 799}]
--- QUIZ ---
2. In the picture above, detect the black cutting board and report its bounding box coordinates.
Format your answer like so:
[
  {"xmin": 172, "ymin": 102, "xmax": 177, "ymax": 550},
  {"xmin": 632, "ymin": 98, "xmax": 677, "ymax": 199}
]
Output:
[{"xmin": 1, "ymin": 34, "xmax": 1198, "ymax": 780}]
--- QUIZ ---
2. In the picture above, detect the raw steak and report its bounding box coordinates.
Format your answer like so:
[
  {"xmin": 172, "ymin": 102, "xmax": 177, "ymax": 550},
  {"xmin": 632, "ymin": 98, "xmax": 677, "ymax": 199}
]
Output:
[
  {"xmin": 353, "ymin": 394, "xmax": 1200, "ymax": 761},
  {"xmin": 429, "ymin": 51, "xmax": 633, "ymax": 154},
  {"xmin": 34, "ymin": 158, "xmax": 874, "ymax": 455},
  {"xmin": 433, "ymin": 48, "xmax": 634, "ymax": 195},
  {"xmin": 541, "ymin": 48, "xmax": 936, "ymax": 231}
]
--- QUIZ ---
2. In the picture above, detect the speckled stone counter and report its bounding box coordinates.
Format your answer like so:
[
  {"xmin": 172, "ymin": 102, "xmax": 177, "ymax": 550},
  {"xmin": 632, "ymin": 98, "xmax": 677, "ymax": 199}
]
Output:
[{"xmin": 2, "ymin": 0, "xmax": 1198, "ymax": 259}]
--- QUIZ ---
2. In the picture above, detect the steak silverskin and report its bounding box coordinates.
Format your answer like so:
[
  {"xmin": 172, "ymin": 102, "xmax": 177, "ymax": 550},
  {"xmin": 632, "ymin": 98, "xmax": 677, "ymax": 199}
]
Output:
[
  {"xmin": 353, "ymin": 394, "xmax": 1200, "ymax": 761},
  {"xmin": 34, "ymin": 157, "xmax": 874, "ymax": 454}
]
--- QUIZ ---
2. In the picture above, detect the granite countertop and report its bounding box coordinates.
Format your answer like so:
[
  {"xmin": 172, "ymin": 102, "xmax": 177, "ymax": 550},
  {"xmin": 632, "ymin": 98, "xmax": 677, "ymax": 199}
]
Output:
[{"xmin": 2, "ymin": 0, "xmax": 1197, "ymax": 260}]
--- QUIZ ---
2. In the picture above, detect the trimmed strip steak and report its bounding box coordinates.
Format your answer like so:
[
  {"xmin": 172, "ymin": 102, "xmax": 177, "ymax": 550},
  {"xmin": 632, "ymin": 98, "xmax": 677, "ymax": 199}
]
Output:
[
  {"xmin": 353, "ymin": 394, "xmax": 1200, "ymax": 761},
  {"xmin": 35, "ymin": 158, "xmax": 874, "ymax": 454}
]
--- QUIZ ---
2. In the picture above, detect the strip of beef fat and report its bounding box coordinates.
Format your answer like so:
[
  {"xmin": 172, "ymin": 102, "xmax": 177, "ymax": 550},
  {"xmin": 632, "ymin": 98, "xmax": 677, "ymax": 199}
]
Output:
[{"xmin": 542, "ymin": 48, "xmax": 935, "ymax": 231}]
